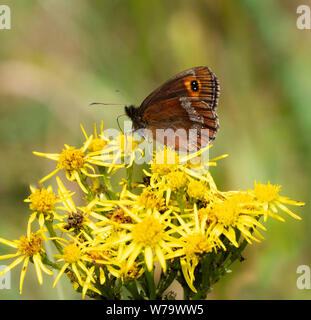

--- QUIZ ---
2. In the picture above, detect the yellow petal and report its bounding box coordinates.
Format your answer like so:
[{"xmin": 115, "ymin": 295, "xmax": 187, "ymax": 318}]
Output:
[
  {"xmin": 37, "ymin": 255, "xmax": 53, "ymax": 275},
  {"xmin": 155, "ymin": 245, "xmax": 166, "ymax": 273},
  {"xmin": 100, "ymin": 267, "xmax": 106, "ymax": 285},
  {"xmin": 33, "ymin": 254, "xmax": 43, "ymax": 285},
  {"xmin": 53, "ymin": 263, "xmax": 68, "ymax": 288},
  {"xmin": 180, "ymin": 258, "xmax": 197, "ymax": 293},
  {"xmin": 145, "ymin": 246, "xmax": 153, "ymax": 271},
  {"xmin": 72, "ymin": 263, "xmax": 83, "ymax": 285},
  {"xmin": 80, "ymin": 124, "xmax": 88, "ymax": 140},
  {"xmin": 19, "ymin": 257, "xmax": 29, "ymax": 294},
  {"xmin": 38, "ymin": 213, "xmax": 45, "ymax": 228},
  {"xmin": 0, "ymin": 255, "xmax": 24, "ymax": 278},
  {"xmin": 0, "ymin": 253, "xmax": 20, "ymax": 260},
  {"xmin": 0, "ymin": 237, "xmax": 18, "ymax": 248},
  {"xmin": 277, "ymin": 202, "xmax": 302, "ymax": 220},
  {"xmin": 73, "ymin": 171, "xmax": 88, "ymax": 194},
  {"xmin": 39, "ymin": 168, "xmax": 61, "ymax": 183},
  {"xmin": 223, "ymin": 227, "xmax": 238, "ymax": 247},
  {"xmin": 126, "ymin": 244, "xmax": 142, "ymax": 272}
]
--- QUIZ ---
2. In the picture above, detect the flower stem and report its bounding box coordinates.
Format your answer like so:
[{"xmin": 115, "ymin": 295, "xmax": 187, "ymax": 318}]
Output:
[
  {"xmin": 176, "ymin": 191, "xmax": 186, "ymax": 215},
  {"xmin": 125, "ymin": 280, "xmax": 142, "ymax": 300},
  {"xmin": 156, "ymin": 262, "xmax": 178, "ymax": 299},
  {"xmin": 45, "ymin": 220, "xmax": 63, "ymax": 254},
  {"xmin": 144, "ymin": 267, "xmax": 156, "ymax": 300},
  {"xmin": 41, "ymin": 254, "xmax": 62, "ymax": 270},
  {"xmin": 126, "ymin": 165, "xmax": 133, "ymax": 191},
  {"xmin": 97, "ymin": 167, "xmax": 118, "ymax": 200}
]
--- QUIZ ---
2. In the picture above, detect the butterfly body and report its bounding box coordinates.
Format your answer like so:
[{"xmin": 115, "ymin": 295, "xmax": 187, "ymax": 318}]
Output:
[{"xmin": 125, "ymin": 66, "xmax": 220, "ymax": 152}]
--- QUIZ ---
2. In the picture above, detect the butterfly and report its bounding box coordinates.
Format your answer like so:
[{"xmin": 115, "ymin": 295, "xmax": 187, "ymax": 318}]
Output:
[{"xmin": 125, "ymin": 66, "xmax": 220, "ymax": 152}]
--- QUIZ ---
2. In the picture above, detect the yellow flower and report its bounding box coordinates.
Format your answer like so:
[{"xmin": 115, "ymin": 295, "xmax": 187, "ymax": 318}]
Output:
[
  {"xmin": 0, "ymin": 225, "xmax": 53, "ymax": 294},
  {"xmin": 165, "ymin": 204, "xmax": 215, "ymax": 293},
  {"xmin": 137, "ymin": 188, "xmax": 166, "ymax": 211},
  {"xmin": 24, "ymin": 185, "xmax": 68, "ymax": 228},
  {"xmin": 107, "ymin": 246, "xmax": 144, "ymax": 281},
  {"xmin": 147, "ymin": 144, "xmax": 224, "ymax": 193},
  {"xmin": 209, "ymin": 192, "xmax": 266, "ymax": 248},
  {"xmin": 97, "ymin": 133, "xmax": 143, "ymax": 174},
  {"xmin": 52, "ymin": 237, "xmax": 101, "ymax": 298},
  {"xmin": 81, "ymin": 122, "xmax": 108, "ymax": 152},
  {"xmin": 253, "ymin": 181, "xmax": 305, "ymax": 222},
  {"xmin": 2, "ymin": 119, "xmax": 306, "ymax": 300},
  {"xmin": 187, "ymin": 179, "xmax": 209, "ymax": 201},
  {"xmin": 27, "ymin": 186, "xmax": 56, "ymax": 212},
  {"xmin": 108, "ymin": 186, "xmax": 166, "ymax": 213},
  {"xmin": 151, "ymin": 146, "xmax": 179, "ymax": 175},
  {"xmin": 96, "ymin": 207, "xmax": 176, "ymax": 273},
  {"xmin": 128, "ymin": 214, "xmax": 166, "ymax": 271},
  {"xmin": 166, "ymin": 171, "xmax": 187, "ymax": 191},
  {"xmin": 33, "ymin": 135, "xmax": 116, "ymax": 193},
  {"xmin": 84, "ymin": 246, "xmax": 118, "ymax": 291},
  {"xmin": 58, "ymin": 147, "xmax": 85, "ymax": 171}
]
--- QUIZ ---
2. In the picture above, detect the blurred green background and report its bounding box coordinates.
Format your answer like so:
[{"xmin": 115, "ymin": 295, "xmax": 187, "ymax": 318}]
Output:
[{"xmin": 0, "ymin": 0, "xmax": 310, "ymax": 299}]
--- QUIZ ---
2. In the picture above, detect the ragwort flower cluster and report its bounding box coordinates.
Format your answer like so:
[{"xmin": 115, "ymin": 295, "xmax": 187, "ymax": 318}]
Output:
[{"xmin": 0, "ymin": 122, "xmax": 305, "ymax": 300}]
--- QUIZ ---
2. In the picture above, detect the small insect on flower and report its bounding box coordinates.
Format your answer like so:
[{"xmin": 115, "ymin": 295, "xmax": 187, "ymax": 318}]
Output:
[{"xmin": 55, "ymin": 177, "xmax": 99, "ymax": 232}]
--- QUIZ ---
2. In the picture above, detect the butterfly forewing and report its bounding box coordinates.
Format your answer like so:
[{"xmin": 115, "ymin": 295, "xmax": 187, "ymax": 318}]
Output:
[{"xmin": 140, "ymin": 66, "xmax": 219, "ymax": 111}]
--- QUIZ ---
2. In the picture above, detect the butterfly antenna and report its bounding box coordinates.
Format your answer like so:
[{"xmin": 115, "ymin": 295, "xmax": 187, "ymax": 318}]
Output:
[
  {"xmin": 89, "ymin": 102, "xmax": 127, "ymax": 133},
  {"xmin": 117, "ymin": 114, "xmax": 126, "ymax": 133},
  {"xmin": 89, "ymin": 102, "xmax": 125, "ymax": 106}
]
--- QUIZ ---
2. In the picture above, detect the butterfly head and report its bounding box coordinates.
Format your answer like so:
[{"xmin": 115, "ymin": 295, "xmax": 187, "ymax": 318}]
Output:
[{"xmin": 124, "ymin": 105, "xmax": 146, "ymax": 130}]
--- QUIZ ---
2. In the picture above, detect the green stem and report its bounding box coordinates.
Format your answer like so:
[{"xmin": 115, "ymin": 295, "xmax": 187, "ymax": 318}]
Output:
[
  {"xmin": 45, "ymin": 220, "xmax": 63, "ymax": 254},
  {"xmin": 156, "ymin": 267, "xmax": 178, "ymax": 299},
  {"xmin": 226, "ymin": 239, "xmax": 248, "ymax": 268},
  {"xmin": 125, "ymin": 280, "xmax": 142, "ymax": 300},
  {"xmin": 191, "ymin": 254, "xmax": 212, "ymax": 300},
  {"xmin": 144, "ymin": 267, "xmax": 156, "ymax": 300},
  {"xmin": 41, "ymin": 254, "xmax": 62, "ymax": 270},
  {"xmin": 79, "ymin": 172, "xmax": 94, "ymax": 202},
  {"xmin": 126, "ymin": 165, "xmax": 133, "ymax": 191},
  {"xmin": 176, "ymin": 191, "xmax": 186, "ymax": 215},
  {"xmin": 98, "ymin": 167, "xmax": 117, "ymax": 200},
  {"xmin": 97, "ymin": 268, "xmax": 115, "ymax": 300}
]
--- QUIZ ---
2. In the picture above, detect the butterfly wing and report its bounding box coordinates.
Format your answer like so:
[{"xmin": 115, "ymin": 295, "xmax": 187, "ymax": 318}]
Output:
[{"xmin": 139, "ymin": 66, "xmax": 220, "ymax": 151}]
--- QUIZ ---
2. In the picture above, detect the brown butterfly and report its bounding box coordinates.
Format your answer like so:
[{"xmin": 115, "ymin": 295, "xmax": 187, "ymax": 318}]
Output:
[{"xmin": 125, "ymin": 66, "xmax": 220, "ymax": 152}]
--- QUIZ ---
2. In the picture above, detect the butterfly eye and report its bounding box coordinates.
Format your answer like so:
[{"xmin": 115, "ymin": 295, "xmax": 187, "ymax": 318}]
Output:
[{"xmin": 190, "ymin": 80, "xmax": 199, "ymax": 92}]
